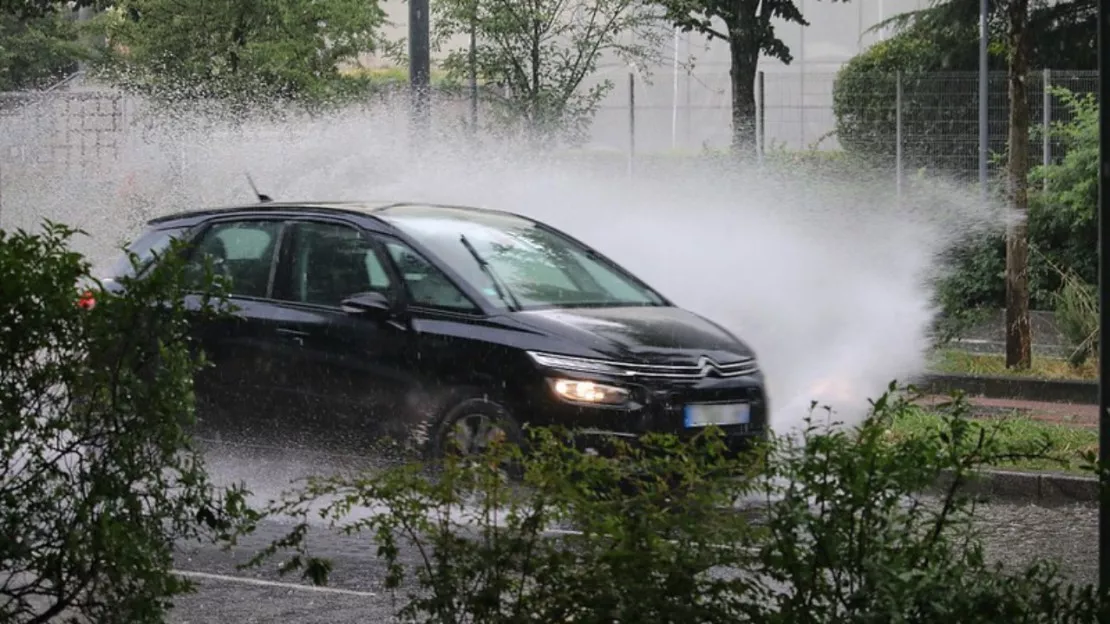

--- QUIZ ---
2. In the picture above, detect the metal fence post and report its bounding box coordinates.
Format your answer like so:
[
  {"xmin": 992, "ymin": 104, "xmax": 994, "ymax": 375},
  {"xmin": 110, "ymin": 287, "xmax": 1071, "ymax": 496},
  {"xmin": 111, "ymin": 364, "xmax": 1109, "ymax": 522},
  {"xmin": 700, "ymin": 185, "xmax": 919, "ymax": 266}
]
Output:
[
  {"xmin": 756, "ymin": 71, "xmax": 765, "ymax": 164},
  {"xmin": 896, "ymin": 70, "xmax": 904, "ymax": 204},
  {"xmin": 1043, "ymin": 68, "xmax": 1051, "ymax": 191},
  {"xmin": 684, "ymin": 32, "xmax": 692, "ymax": 147},
  {"xmin": 628, "ymin": 71, "xmax": 635, "ymax": 178},
  {"xmin": 468, "ymin": 12, "xmax": 478, "ymax": 133},
  {"xmin": 671, "ymin": 27, "xmax": 679, "ymax": 151},
  {"xmin": 758, "ymin": 71, "xmax": 766, "ymax": 163}
]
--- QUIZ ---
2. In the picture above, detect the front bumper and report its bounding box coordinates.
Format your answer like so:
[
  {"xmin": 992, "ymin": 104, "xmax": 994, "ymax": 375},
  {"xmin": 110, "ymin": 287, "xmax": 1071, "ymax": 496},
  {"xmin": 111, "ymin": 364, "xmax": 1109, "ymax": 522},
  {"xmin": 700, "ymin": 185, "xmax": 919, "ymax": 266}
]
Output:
[{"xmin": 516, "ymin": 372, "xmax": 769, "ymax": 453}]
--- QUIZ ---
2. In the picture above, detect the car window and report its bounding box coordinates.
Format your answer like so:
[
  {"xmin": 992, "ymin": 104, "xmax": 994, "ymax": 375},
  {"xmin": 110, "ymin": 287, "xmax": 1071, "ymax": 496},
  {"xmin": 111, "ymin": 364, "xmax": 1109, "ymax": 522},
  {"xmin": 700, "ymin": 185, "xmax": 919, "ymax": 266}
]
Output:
[
  {"xmin": 378, "ymin": 208, "xmax": 664, "ymax": 311},
  {"xmin": 109, "ymin": 226, "xmax": 187, "ymax": 279},
  {"xmin": 384, "ymin": 240, "xmax": 479, "ymax": 312},
  {"xmin": 186, "ymin": 220, "xmax": 283, "ymax": 298},
  {"xmin": 566, "ymin": 247, "xmax": 652, "ymax": 303},
  {"xmin": 217, "ymin": 228, "xmax": 271, "ymax": 260},
  {"xmin": 281, "ymin": 222, "xmax": 392, "ymax": 307}
]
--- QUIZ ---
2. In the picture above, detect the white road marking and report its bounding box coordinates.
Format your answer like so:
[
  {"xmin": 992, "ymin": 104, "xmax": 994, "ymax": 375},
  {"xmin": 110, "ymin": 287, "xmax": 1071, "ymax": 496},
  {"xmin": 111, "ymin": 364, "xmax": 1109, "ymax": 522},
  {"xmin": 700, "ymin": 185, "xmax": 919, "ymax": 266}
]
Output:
[
  {"xmin": 173, "ymin": 569, "xmax": 378, "ymax": 597},
  {"xmin": 542, "ymin": 527, "xmax": 584, "ymax": 537}
]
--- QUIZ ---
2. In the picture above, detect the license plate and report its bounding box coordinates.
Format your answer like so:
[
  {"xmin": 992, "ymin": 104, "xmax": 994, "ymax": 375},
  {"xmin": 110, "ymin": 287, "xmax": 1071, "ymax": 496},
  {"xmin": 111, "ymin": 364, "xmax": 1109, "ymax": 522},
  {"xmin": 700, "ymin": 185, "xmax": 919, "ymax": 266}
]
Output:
[{"xmin": 683, "ymin": 402, "xmax": 751, "ymax": 428}]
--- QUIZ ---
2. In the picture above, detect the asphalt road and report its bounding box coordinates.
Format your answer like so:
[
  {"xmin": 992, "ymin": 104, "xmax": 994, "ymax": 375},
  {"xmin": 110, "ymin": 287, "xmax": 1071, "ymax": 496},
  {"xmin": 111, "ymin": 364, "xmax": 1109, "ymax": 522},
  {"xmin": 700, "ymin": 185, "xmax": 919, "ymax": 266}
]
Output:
[{"xmin": 166, "ymin": 440, "xmax": 1101, "ymax": 623}]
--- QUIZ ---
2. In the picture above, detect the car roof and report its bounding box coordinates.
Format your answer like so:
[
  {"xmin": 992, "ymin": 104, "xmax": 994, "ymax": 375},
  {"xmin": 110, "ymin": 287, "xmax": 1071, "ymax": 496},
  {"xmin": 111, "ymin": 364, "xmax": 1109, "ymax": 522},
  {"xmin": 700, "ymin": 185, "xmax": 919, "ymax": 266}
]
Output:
[{"xmin": 146, "ymin": 200, "xmax": 542, "ymax": 231}]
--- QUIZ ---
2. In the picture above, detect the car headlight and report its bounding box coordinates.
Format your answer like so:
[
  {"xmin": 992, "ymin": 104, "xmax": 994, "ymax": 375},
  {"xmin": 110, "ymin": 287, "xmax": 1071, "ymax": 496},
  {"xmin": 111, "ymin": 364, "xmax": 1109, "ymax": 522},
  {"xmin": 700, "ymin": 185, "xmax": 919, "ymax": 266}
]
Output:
[
  {"xmin": 548, "ymin": 378, "xmax": 629, "ymax": 406},
  {"xmin": 526, "ymin": 351, "xmax": 630, "ymax": 376}
]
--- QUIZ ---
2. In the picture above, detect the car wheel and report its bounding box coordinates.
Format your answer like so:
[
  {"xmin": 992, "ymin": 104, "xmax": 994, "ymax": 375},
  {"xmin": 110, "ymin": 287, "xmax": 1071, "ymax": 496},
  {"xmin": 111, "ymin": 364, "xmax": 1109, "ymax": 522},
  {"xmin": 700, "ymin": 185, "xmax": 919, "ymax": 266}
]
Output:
[{"xmin": 429, "ymin": 396, "xmax": 524, "ymax": 475}]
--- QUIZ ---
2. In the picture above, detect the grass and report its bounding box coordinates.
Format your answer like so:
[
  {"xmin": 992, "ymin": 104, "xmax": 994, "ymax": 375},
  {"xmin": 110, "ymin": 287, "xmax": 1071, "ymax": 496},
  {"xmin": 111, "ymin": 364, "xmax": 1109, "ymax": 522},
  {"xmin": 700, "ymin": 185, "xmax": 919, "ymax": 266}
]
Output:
[
  {"xmin": 888, "ymin": 407, "xmax": 1098, "ymax": 475},
  {"xmin": 339, "ymin": 66, "xmax": 458, "ymax": 86},
  {"xmin": 929, "ymin": 349, "xmax": 1097, "ymax": 381}
]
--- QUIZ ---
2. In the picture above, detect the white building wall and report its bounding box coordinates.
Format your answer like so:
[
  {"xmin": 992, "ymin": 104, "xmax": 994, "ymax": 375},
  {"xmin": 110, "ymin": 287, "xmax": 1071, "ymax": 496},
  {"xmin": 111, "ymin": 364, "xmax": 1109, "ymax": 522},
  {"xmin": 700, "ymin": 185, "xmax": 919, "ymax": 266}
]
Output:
[{"xmin": 364, "ymin": 0, "xmax": 931, "ymax": 151}]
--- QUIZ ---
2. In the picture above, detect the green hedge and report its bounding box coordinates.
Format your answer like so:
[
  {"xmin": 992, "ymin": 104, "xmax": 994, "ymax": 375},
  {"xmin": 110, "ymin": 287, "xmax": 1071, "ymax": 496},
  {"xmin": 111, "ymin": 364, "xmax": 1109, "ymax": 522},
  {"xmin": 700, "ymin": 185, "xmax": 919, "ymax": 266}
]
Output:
[{"xmin": 248, "ymin": 386, "xmax": 1110, "ymax": 622}]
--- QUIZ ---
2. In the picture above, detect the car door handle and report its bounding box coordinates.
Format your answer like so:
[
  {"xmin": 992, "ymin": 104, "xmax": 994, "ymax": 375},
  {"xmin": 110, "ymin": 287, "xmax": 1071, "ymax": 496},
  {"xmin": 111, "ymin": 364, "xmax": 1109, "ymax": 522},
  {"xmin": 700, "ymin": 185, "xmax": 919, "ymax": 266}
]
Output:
[{"xmin": 275, "ymin": 327, "xmax": 309, "ymax": 344}]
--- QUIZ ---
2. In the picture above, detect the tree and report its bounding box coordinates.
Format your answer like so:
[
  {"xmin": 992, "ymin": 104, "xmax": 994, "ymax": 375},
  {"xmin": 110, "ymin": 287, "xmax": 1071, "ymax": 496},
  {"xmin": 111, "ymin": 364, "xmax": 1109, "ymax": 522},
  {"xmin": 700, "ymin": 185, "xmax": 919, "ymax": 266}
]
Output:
[
  {"xmin": 832, "ymin": 34, "xmax": 1005, "ymax": 176},
  {"xmin": 831, "ymin": 0, "xmax": 1096, "ymax": 176},
  {"xmin": 91, "ymin": 0, "xmax": 386, "ymax": 107},
  {"xmin": 876, "ymin": 0, "xmax": 1095, "ymax": 70},
  {"xmin": 430, "ymin": 0, "xmax": 667, "ymax": 146},
  {"xmin": 0, "ymin": 221, "xmax": 254, "ymax": 621},
  {"xmin": 0, "ymin": 2, "xmax": 89, "ymax": 91},
  {"xmin": 835, "ymin": 0, "xmax": 1096, "ymax": 368},
  {"xmin": 655, "ymin": 0, "xmax": 849, "ymax": 154},
  {"xmin": 1004, "ymin": 0, "xmax": 1032, "ymax": 369},
  {"xmin": 934, "ymin": 88, "xmax": 1098, "ymax": 340}
]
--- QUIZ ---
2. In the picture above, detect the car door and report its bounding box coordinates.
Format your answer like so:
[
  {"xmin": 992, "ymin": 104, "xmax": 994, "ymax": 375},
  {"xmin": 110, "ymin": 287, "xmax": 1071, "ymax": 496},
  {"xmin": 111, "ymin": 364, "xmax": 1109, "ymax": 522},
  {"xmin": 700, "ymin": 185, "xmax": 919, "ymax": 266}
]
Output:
[
  {"xmin": 266, "ymin": 218, "xmax": 421, "ymax": 451},
  {"xmin": 183, "ymin": 217, "xmax": 289, "ymax": 442}
]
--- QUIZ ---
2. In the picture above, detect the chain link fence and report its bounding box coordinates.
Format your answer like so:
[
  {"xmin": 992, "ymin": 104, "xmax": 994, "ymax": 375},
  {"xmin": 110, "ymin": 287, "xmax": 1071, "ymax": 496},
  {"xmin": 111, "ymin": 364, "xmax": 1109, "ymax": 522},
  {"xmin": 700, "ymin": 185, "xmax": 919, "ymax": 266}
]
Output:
[
  {"xmin": 0, "ymin": 68, "xmax": 1099, "ymax": 227},
  {"xmin": 590, "ymin": 67, "xmax": 1098, "ymax": 181}
]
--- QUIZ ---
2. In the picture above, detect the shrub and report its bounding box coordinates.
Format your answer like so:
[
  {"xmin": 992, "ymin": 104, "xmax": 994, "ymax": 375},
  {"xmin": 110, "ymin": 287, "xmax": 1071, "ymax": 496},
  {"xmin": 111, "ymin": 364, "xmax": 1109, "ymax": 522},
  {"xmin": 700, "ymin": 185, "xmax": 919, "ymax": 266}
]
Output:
[
  {"xmin": 831, "ymin": 34, "xmax": 1009, "ymax": 179},
  {"xmin": 248, "ymin": 384, "xmax": 1108, "ymax": 622},
  {"xmin": 1053, "ymin": 268, "xmax": 1098, "ymax": 366},
  {"xmin": 934, "ymin": 88, "xmax": 1097, "ymax": 328},
  {"xmin": 0, "ymin": 221, "xmax": 254, "ymax": 622}
]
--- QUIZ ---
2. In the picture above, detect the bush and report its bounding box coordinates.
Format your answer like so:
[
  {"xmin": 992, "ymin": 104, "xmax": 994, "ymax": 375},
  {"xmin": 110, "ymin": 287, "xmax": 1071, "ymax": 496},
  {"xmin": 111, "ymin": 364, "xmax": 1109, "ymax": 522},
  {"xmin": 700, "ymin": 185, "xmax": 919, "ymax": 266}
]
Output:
[
  {"xmin": 935, "ymin": 88, "xmax": 1097, "ymax": 327},
  {"xmin": 0, "ymin": 221, "xmax": 254, "ymax": 622},
  {"xmin": 249, "ymin": 384, "xmax": 1108, "ymax": 622},
  {"xmin": 832, "ymin": 34, "xmax": 1009, "ymax": 178},
  {"xmin": 1054, "ymin": 268, "xmax": 1098, "ymax": 365}
]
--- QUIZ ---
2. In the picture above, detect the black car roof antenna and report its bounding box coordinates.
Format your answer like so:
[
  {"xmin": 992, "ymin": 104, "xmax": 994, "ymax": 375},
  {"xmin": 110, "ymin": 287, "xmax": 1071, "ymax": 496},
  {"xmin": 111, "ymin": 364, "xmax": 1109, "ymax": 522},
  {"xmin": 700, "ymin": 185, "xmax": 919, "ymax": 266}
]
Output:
[{"xmin": 244, "ymin": 172, "xmax": 273, "ymax": 203}]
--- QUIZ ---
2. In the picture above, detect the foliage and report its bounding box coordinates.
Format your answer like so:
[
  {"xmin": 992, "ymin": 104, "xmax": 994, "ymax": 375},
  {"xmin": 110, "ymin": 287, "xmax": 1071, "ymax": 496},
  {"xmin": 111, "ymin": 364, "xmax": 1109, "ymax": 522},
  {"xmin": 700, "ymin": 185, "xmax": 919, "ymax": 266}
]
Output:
[
  {"xmin": 873, "ymin": 0, "xmax": 1095, "ymax": 71},
  {"xmin": 888, "ymin": 401, "xmax": 1097, "ymax": 472},
  {"xmin": 1030, "ymin": 88, "xmax": 1098, "ymax": 292},
  {"xmin": 0, "ymin": 3, "xmax": 90, "ymax": 92},
  {"xmin": 247, "ymin": 384, "xmax": 1108, "ymax": 622},
  {"xmin": 0, "ymin": 221, "xmax": 254, "ymax": 622},
  {"xmin": 932, "ymin": 230, "xmax": 1005, "ymax": 341},
  {"xmin": 89, "ymin": 0, "xmax": 386, "ymax": 109},
  {"xmin": 655, "ymin": 0, "xmax": 847, "ymax": 152},
  {"xmin": 832, "ymin": 6, "xmax": 1096, "ymax": 174},
  {"xmin": 934, "ymin": 87, "xmax": 1096, "ymax": 332},
  {"xmin": 1053, "ymin": 268, "xmax": 1097, "ymax": 366},
  {"xmin": 832, "ymin": 33, "xmax": 1011, "ymax": 176},
  {"xmin": 929, "ymin": 348, "xmax": 1096, "ymax": 380},
  {"xmin": 431, "ymin": 0, "xmax": 667, "ymax": 147}
]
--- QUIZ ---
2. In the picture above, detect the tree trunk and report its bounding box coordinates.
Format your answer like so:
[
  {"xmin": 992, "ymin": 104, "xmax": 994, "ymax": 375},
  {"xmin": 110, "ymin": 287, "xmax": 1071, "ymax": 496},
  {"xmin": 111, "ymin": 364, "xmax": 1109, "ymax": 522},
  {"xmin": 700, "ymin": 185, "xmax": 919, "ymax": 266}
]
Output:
[
  {"xmin": 1004, "ymin": 0, "xmax": 1032, "ymax": 369},
  {"xmin": 728, "ymin": 35, "xmax": 759, "ymax": 156}
]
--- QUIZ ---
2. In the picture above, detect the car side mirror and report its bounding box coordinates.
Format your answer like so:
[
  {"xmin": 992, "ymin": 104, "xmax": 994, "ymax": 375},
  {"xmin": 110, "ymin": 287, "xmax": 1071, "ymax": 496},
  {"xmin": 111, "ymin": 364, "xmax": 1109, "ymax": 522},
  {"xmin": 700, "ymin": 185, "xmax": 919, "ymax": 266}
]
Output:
[{"xmin": 340, "ymin": 291, "xmax": 393, "ymax": 318}]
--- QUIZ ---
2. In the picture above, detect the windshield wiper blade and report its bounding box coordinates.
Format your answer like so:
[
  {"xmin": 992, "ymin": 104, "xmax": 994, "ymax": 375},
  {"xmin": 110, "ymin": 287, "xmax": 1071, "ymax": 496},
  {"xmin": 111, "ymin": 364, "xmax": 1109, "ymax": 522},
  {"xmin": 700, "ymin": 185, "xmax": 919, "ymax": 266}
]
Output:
[{"xmin": 459, "ymin": 234, "xmax": 522, "ymax": 311}]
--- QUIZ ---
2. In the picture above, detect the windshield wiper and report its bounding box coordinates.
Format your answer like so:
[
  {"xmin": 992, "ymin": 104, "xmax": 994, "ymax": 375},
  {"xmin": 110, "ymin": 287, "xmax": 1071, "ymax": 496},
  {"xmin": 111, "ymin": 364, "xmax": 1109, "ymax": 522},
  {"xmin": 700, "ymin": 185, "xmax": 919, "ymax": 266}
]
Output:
[{"xmin": 459, "ymin": 234, "xmax": 522, "ymax": 311}]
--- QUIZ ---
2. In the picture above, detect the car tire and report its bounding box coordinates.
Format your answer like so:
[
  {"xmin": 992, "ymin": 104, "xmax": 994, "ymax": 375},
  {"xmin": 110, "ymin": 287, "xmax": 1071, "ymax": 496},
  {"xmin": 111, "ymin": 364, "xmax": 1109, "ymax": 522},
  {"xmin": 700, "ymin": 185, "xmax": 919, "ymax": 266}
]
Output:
[{"xmin": 428, "ymin": 395, "xmax": 525, "ymax": 475}]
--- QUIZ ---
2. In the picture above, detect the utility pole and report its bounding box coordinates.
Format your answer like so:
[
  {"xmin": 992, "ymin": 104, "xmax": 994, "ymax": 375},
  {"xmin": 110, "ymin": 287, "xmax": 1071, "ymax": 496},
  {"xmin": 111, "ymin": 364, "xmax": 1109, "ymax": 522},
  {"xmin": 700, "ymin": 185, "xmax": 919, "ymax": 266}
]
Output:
[{"xmin": 409, "ymin": 0, "xmax": 431, "ymax": 138}]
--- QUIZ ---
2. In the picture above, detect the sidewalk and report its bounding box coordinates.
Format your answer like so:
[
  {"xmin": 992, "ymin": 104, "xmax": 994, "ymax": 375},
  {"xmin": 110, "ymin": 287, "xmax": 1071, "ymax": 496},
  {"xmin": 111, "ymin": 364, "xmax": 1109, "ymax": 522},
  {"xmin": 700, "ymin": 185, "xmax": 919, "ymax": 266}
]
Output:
[{"xmin": 917, "ymin": 395, "xmax": 1099, "ymax": 428}]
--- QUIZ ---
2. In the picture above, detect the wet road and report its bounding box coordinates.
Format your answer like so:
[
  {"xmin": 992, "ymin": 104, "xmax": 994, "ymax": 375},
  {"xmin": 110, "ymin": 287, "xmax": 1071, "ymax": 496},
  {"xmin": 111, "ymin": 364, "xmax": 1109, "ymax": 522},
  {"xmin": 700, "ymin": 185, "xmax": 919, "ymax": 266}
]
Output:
[
  {"xmin": 167, "ymin": 442, "xmax": 1101, "ymax": 623},
  {"xmin": 168, "ymin": 501, "xmax": 1099, "ymax": 623}
]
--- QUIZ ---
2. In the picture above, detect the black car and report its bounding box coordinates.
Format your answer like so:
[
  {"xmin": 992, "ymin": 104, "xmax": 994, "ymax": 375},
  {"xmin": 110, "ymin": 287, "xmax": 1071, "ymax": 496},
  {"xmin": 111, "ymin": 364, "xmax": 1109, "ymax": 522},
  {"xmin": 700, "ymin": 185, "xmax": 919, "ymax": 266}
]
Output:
[{"xmin": 102, "ymin": 200, "xmax": 768, "ymax": 458}]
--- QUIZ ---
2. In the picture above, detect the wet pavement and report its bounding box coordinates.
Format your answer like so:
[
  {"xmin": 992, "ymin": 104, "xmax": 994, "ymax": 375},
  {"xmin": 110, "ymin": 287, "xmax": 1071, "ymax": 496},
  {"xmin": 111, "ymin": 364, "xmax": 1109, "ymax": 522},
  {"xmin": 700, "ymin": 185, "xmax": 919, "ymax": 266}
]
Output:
[
  {"xmin": 168, "ymin": 498, "xmax": 1100, "ymax": 623},
  {"xmin": 162, "ymin": 429, "xmax": 1105, "ymax": 623}
]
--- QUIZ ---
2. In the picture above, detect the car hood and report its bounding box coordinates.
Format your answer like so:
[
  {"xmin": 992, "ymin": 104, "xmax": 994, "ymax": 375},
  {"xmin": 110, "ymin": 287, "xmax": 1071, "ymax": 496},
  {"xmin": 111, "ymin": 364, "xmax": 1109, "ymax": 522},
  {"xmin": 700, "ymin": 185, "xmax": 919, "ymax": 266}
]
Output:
[{"xmin": 511, "ymin": 306, "xmax": 755, "ymax": 365}]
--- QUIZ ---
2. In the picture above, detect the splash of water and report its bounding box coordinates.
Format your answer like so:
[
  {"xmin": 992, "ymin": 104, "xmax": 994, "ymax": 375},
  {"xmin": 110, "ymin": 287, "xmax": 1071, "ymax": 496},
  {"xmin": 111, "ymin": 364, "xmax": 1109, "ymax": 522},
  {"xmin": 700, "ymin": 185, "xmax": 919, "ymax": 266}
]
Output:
[{"xmin": 1, "ymin": 95, "xmax": 1006, "ymax": 441}]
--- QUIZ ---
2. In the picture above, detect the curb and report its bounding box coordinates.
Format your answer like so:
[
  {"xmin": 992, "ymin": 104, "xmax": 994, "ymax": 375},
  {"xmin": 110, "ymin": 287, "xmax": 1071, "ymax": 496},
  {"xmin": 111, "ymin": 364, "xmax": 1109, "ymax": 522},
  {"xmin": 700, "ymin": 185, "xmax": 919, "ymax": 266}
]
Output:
[
  {"xmin": 914, "ymin": 372, "xmax": 1097, "ymax": 405},
  {"xmin": 932, "ymin": 468, "xmax": 1099, "ymax": 505}
]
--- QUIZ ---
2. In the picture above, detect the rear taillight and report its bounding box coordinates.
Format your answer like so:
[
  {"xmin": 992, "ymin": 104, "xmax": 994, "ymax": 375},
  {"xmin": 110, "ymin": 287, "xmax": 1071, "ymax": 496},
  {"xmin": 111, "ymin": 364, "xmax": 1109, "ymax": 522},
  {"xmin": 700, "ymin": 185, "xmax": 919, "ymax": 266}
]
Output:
[{"xmin": 77, "ymin": 290, "xmax": 96, "ymax": 310}]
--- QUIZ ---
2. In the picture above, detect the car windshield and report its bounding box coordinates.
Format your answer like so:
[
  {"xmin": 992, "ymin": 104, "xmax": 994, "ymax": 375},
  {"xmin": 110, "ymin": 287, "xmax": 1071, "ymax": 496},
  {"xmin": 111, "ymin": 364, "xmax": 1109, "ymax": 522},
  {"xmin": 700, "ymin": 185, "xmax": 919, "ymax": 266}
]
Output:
[
  {"xmin": 380, "ymin": 206, "xmax": 666, "ymax": 311},
  {"xmin": 109, "ymin": 226, "xmax": 187, "ymax": 279}
]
